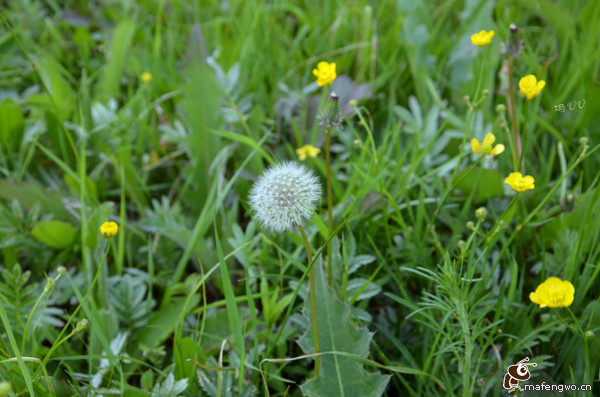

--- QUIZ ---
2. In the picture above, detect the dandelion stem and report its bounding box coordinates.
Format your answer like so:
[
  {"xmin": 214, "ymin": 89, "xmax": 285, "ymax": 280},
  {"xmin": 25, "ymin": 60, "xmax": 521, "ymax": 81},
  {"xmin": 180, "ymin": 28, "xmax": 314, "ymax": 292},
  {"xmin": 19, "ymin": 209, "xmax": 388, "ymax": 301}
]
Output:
[
  {"xmin": 507, "ymin": 56, "xmax": 521, "ymax": 171},
  {"xmin": 326, "ymin": 126, "xmax": 334, "ymax": 285},
  {"xmin": 520, "ymin": 99, "xmax": 529, "ymax": 172},
  {"xmin": 298, "ymin": 224, "xmax": 320, "ymax": 376}
]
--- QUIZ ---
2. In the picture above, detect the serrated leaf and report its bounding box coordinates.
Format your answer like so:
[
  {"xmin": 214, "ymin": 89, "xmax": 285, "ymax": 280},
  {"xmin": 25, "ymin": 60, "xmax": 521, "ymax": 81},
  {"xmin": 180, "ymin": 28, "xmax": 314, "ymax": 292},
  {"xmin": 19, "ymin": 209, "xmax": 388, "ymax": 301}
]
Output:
[
  {"xmin": 31, "ymin": 220, "xmax": 78, "ymax": 249},
  {"xmin": 348, "ymin": 254, "xmax": 376, "ymax": 274},
  {"xmin": 454, "ymin": 166, "xmax": 504, "ymax": 202},
  {"xmin": 152, "ymin": 373, "xmax": 188, "ymax": 397},
  {"xmin": 346, "ymin": 278, "xmax": 382, "ymax": 302},
  {"xmin": 298, "ymin": 261, "xmax": 390, "ymax": 396}
]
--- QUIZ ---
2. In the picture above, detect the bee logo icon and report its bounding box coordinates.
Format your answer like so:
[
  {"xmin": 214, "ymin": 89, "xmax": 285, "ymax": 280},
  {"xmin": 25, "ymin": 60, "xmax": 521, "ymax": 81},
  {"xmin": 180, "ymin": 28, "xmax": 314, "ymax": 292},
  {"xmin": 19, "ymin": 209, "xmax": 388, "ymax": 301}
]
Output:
[{"xmin": 503, "ymin": 357, "xmax": 537, "ymax": 392}]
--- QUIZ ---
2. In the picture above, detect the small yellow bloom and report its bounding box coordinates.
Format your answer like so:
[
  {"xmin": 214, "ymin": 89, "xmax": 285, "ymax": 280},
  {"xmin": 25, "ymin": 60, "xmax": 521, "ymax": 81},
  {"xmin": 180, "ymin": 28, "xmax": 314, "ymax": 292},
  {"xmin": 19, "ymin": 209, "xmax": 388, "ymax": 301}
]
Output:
[
  {"xmin": 471, "ymin": 132, "xmax": 505, "ymax": 157},
  {"xmin": 140, "ymin": 72, "xmax": 153, "ymax": 83},
  {"xmin": 519, "ymin": 74, "xmax": 545, "ymax": 100},
  {"xmin": 504, "ymin": 172, "xmax": 535, "ymax": 192},
  {"xmin": 530, "ymin": 277, "xmax": 575, "ymax": 308},
  {"xmin": 312, "ymin": 61, "xmax": 336, "ymax": 87},
  {"xmin": 100, "ymin": 221, "xmax": 119, "ymax": 238},
  {"xmin": 470, "ymin": 30, "xmax": 495, "ymax": 46},
  {"xmin": 296, "ymin": 144, "xmax": 321, "ymax": 161}
]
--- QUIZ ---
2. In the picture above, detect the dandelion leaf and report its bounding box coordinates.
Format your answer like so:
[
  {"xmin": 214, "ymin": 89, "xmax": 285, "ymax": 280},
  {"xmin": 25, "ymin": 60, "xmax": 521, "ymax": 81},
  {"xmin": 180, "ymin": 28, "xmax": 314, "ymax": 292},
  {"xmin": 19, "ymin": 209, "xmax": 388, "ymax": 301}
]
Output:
[{"xmin": 298, "ymin": 261, "xmax": 390, "ymax": 397}]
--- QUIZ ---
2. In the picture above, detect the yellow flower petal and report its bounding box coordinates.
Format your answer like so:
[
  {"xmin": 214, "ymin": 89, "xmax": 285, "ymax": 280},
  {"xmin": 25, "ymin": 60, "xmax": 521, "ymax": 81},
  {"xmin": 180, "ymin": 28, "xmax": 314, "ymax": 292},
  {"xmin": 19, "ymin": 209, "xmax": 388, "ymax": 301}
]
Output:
[
  {"xmin": 296, "ymin": 148, "xmax": 307, "ymax": 161},
  {"xmin": 100, "ymin": 221, "xmax": 119, "ymax": 239},
  {"xmin": 296, "ymin": 145, "xmax": 321, "ymax": 161},
  {"xmin": 140, "ymin": 72, "xmax": 152, "ymax": 83},
  {"xmin": 530, "ymin": 277, "xmax": 575, "ymax": 308},
  {"xmin": 307, "ymin": 146, "xmax": 321, "ymax": 157},
  {"xmin": 519, "ymin": 74, "xmax": 545, "ymax": 100},
  {"xmin": 504, "ymin": 172, "xmax": 535, "ymax": 192},
  {"xmin": 470, "ymin": 30, "xmax": 494, "ymax": 46},
  {"xmin": 491, "ymin": 144, "xmax": 505, "ymax": 156},
  {"xmin": 537, "ymin": 80, "xmax": 546, "ymax": 90},
  {"xmin": 482, "ymin": 132, "xmax": 496, "ymax": 146},
  {"xmin": 313, "ymin": 61, "xmax": 337, "ymax": 87},
  {"xmin": 471, "ymin": 138, "xmax": 482, "ymax": 154}
]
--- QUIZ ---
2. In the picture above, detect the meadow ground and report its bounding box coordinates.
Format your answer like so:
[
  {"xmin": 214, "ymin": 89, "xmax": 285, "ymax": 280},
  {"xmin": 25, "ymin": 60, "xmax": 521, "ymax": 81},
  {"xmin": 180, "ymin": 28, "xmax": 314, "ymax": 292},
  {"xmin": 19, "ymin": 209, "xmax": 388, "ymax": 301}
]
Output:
[{"xmin": 0, "ymin": 0, "xmax": 599, "ymax": 396}]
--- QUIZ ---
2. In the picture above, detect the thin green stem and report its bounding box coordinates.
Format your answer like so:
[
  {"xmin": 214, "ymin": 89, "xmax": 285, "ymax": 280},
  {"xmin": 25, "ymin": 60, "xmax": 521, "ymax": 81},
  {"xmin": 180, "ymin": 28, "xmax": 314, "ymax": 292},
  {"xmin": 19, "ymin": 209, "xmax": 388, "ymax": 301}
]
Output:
[
  {"xmin": 508, "ymin": 56, "xmax": 521, "ymax": 171},
  {"xmin": 520, "ymin": 99, "xmax": 529, "ymax": 172},
  {"xmin": 38, "ymin": 246, "xmax": 110, "ymax": 372},
  {"xmin": 473, "ymin": 48, "xmax": 486, "ymax": 104},
  {"xmin": 565, "ymin": 307, "xmax": 584, "ymax": 338},
  {"xmin": 21, "ymin": 274, "xmax": 62, "ymax": 355},
  {"xmin": 325, "ymin": 126, "xmax": 334, "ymax": 285},
  {"xmin": 432, "ymin": 109, "xmax": 476, "ymax": 220},
  {"xmin": 499, "ymin": 111, "xmax": 519, "ymax": 172},
  {"xmin": 298, "ymin": 224, "xmax": 320, "ymax": 377},
  {"xmin": 487, "ymin": 143, "xmax": 600, "ymax": 280},
  {"xmin": 354, "ymin": 106, "xmax": 377, "ymax": 161},
  {"xmin": 564, "ymin": 308, "xmax": 591, "ymax": 387}
]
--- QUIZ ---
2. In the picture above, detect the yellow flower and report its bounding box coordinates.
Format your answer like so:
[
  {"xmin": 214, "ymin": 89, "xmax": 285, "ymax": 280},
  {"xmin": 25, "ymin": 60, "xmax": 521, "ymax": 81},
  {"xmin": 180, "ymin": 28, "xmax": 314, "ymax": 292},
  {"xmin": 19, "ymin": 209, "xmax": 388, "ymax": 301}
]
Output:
[
  {"xmin": 530, "ymin": 277, "xmax": 575, "ymax": 308},
  {"xmin": 296, "ymin": 144, "xmax": 321, "ymax": 161},
  {"xmin": 140, "ymin": 72, "xmax": 153, "ymax": 83},
  {"xmin": 312, "ymin": 61, "xmax": 336, "ymax": 87},
  {"xmin": 504, "ymin": 172, "xmax": 535, "ymax": 192},
  {"xmin": 100, "ymin": 221, "xmax": 119, "ymax": 238},
  {"xmin": 470, "ymin": 30, "xmax": 495, "ymax": 46},
  {"xmin": 471, "ymin": 132, "xmax": 505, "ymax": 157},
  {"xmin": 519, "ymin": 74, "xmax": 545, "ymax": 100}
]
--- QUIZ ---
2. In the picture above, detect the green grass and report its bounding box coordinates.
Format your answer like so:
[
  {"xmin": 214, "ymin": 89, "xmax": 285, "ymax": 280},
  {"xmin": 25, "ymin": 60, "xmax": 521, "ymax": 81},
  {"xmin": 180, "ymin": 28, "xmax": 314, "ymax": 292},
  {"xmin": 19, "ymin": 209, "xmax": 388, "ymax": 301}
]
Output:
[{"xmin": 0, "ymin": 0, "xmax": 599, "ymax": 396}]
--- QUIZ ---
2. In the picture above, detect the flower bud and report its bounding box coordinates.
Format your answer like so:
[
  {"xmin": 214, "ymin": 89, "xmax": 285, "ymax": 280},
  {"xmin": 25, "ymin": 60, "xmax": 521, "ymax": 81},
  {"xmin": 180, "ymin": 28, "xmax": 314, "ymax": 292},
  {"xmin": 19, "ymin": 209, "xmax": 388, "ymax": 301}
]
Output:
[
  {"xmin": 585, "ymin": 330, "xmax": 595, "ymax": 340},
  {"xmin": 510, "ymin": 24, "xmax": 518, "ymax": 33},
  {"xmin": 466, "ymin": 221, "xmax": 475, "ymax": 230},
  {"xmin": 43, "ymin": 278, "xmax": 56, "ymax": 293},
  {"xmin": 317, "ymin": 92, "xmax": 344, "ymax": 129},
  {"xmin": 482, "ymin": 89, "xmax": 489, "ymax": 97},
  {"xmin": 566, "ymin": 193, "xmax": 574, "ymax": 204},
  {"xmin": 75, "ymin": 319, "xmax": 89, "ymax": 333},
  {"xmin": 457, "ymin": 240, "xmax": 466, "ymax": 250},
  {"xmin": 57, "ymin": 266, "xmax": 67, "ymax": 275},
  {"xmin": 0, "ymin": 382, "xmax": 11, "ymax": 396},
  {"xmin": 349, "ymin": 99, "xmax": 358, "ymax": 108},
  {"xmin": 354, "ymin": 139, "xmax": 362, "ymax": 148},
  {"xmin": 475, "ymin": 207, "xmax": 488, "ymax": 220},
  {"xmin": 579, "ymin": 137, "xmax": 588, "ymax": 146},
  {"xmin": 496, "ymin": 104, "xmax": 506, "ymax": 113}
]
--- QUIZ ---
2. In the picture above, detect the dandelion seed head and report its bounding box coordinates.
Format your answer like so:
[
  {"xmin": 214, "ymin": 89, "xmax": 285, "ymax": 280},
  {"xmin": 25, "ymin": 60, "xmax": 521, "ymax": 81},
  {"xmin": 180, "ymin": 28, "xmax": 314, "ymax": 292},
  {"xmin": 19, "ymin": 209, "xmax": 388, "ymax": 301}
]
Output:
[{"xmin": 249, "ymin": 162, "xmax": 321, "ymax": 233}]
